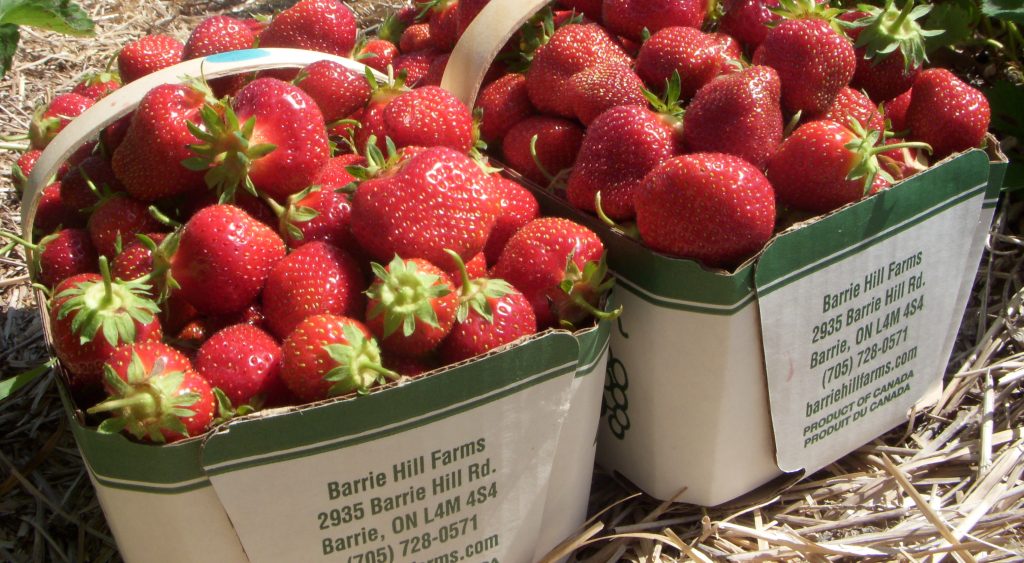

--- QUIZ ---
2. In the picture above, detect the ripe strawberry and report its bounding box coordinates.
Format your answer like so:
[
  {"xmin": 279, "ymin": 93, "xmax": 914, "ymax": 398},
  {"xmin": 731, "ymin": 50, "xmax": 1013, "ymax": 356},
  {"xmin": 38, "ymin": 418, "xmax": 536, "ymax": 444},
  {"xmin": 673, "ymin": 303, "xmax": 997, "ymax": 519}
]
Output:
[
  {"xmin": 196, "ymin": 324, "xmax": 289, "ymax": 407},
  {"xmin": 709, "ymin": 32, "xmax": 745, "ymax": 63},
  {"xmin": 420, "ymin": 52, "xmax": 451, "ymax": 87},
  {"xmin": 71, "ymin": 72, "xmax": 121, "ymax": 101},
  {"xmin": 259, "ymin": 0, "xmax": 357, "ymax": 57},
  {"xmin": 281, "ymin": 314, "xmax": 398, "ymax": 401},
  {"xmin": 767, "ymin": 119, "xmax": 929, "ymax": 213},
  {"xmin": 183, "ymin": 15, "xmax": 258, "ymax": 97},
  {"xmin": 426, "ymin": 0, "xmax": 461, "ymax": 51},
  {"xmin": 87, "ymin": 194, "xmax": 164, "ymax": 259},
  {"xmin": 878, "ymin": 137, "xmax": 929, "ymax": 181},
  {"xmin": 172, "ymin": 204, "xmax": 286, "ymax": 316},
  {"xmin": 683, "ymin": 66, "xmax": 783, "ymax": 169},
  {"xmin": 484, "ymin": 176, "xmax": 540, "ymax": 265},
  {"xmin": 112, "ymin": 233, "xmax": 167, "ymax": 284},
  {"xmin": 439, "ymin": 251, "xmax": 536, "ymax": 364},
  {"xmin": 381, "ymin": 86, "xmax": 475, "ymax": 152},
  {"xmin": 526, "ymin": 23, "xmax": 631, "ymax": 118},
  {"xmin": 464, "ymin": 252, "xmax": 487, "ymax": 282},
  {"xmin": 296, "ymin": 61, "xmax": 371, "ymax": 124},
  {"xmin": 602, "ymin": 0, "xmax": 707, "ymax": 41},
  {"xmin": 271, "ymin": 155, "xmax": 362, "ymax": 249},
  {"xmin": 350, "ymin": 146, "xmax": 499, "ymax": 272},
  {"xmin": 816, "ymin": 86, "xmax": 885, "ymax": 132},
  {"xmin": 34, "ymin": 183, "xmax": 84, "ymax": 233},
  {"xmin": 501, "ymin": 116, "xmax": 584, "ymax": 185},
  {"xmin": 557, "ymin": 0, "xmax": 602, "ymax": 20},
  {"xmin": 29, "ymin": 93, "xmax": 95, "ymax": 149},
  {"xmin": 88, "ymin": 341, "xmax": 214, "ymax": 443},
  {"xmin": 261, "ymin": 241, "xmax": 365, "ymax": 340},
  {"xmin": 99, "ymin": 113, "xmax": 133, "ymax": 157},
  {"xmin": 884, "ymin": 89, "xmax": 912, "ymax": 132},
  {"xmin": 492, "ymin": 218, "xmax": 615, "ymax": 328},
  {"xmin": 567, "ymin": 101, "xmax": 684, "ymax": 220},
  {"xmin": 60, "ymin": 154, "xmax": 123, "ymax": 213},
  {"xmin": 352, "ymin": 71, "xmax": 408, "ymax": 153},
  {"xmin": 11, "ymin": 149, "xmax": 43, "ymax": 193},
  {"xmin": 365, "ymin": 256, "xmax": 459, "ymax": 358},
  {"xmin": 636, "ymin": 27, "xmax": 729, "ymax": 100},
  {"xmin": 400, "ymin": 23, "xmax": 435, "ymax": 52},
  {"xmin": 0, "ymin": 228, "xmax": 97, "ymax": 288},
  {"xmin": 567, "ymin": 61, "xmax": 647, "ymax": 125},
  {"xmin": 456, "ymin": 0, "xmax": 491, "ymax": 34},
  {"xmin": 393, "ymin": 49, "xmax": 438, "ymax": 87},
  {"xmin": 719, "ymin": 0, "xmax": 780, "ymax": 51},
  {"xmin": 636, "ymin": 153, "xmax": 775, "ymax": 267},
  {"xmin": 383, "ymin": 355, "xmax": 437, "ymax": 378},
  {"xmin": 117, "ymin": 35, "xmax": 184, "ymax": 84},
  {"xmin": 355, "ymin": 38, "xmax": 399, "ymax": 73},
  {"xmin": 49, "ymin": 264, "xmax": 162, "ymax": 391},
  {"xmin": 112, "ymin": 84, "xmax": 208, "ymax": 201},
  {"xmin": 752, "ymin": 8, "xmax": 856, "ymax": 115},
  {"xmin": 905, "ymin": 68, "xmax": 990, "ymax": 160},
  {"xmin": 475, "ymin": 73, "xmax": 535, "ymax": 145}
]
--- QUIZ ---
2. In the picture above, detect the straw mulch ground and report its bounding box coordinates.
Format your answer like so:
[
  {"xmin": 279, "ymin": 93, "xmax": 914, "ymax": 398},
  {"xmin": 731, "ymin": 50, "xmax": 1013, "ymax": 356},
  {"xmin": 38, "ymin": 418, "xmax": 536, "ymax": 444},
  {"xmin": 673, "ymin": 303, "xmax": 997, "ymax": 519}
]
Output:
[{"xmin": 0, "ymin": 1, "xmax": 1021, "ymax": 561}]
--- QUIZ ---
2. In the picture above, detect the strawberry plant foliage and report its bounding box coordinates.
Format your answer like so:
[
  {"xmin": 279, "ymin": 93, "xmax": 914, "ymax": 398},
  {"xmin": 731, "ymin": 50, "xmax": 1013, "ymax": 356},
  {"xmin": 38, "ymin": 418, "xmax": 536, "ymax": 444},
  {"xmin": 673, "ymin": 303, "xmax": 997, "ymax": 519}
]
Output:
[{"xmin": 0, "ymin": 0, "xmax": 95, "ymax": 77}]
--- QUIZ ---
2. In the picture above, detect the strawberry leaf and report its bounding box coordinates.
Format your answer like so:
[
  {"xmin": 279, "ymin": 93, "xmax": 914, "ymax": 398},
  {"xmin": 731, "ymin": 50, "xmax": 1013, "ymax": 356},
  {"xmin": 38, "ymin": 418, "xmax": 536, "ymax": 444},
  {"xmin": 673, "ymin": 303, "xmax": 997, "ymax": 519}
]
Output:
[
  {"xmin": 981, "ymin": 0, "xmax": 1024, "ymax": 23},
  {"xmin": 0, "ymin": 23, "xmax": 18, "ymax": 77}
]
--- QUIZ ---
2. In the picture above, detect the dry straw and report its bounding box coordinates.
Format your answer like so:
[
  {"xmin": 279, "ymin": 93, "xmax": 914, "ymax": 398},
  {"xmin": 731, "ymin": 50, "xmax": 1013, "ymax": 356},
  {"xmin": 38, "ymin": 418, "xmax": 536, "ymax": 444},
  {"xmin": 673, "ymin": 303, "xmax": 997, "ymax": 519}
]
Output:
[{"xmin": 1, "ymin": 1, "xmax": 1021, "ymax": 561}]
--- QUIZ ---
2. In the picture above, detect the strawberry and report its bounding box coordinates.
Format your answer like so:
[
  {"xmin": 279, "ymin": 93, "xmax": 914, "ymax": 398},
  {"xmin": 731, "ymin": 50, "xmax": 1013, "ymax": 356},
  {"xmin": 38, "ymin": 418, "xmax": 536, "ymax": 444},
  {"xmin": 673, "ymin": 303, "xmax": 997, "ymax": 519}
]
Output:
[
  {"xmin": 296, "ymin": 61, "xmax": 371, "ymax": 125},
  {"xmin": 117, "ymin": 35, "xmax": 184, "ymax": 84},
  {"xmin": 354, "ymin": 38, "xmax": 399, "ymax": 73},
  {"xmin": 60, "ymin": 154, "xmax": 123, "ymax": 213},
  {"xmin": 464, "ymin": 252, "xmax": 488, "ymax": 282},
  {"xmin": 557, "ymin": 0, "xmax": 602, "ymax": 20},
  {"xmin": 884, "ymin": 89, "xmax": 912, "ymax": 132},
  {"xmin": 439, "ymin": 251, "xmax": 536, "ymax": 364},
  {"xmin": 905, "ymin": 68, "xmax": 990, "ymax": 160},
  {"xmin": 567, "ymin": 61, "xmax": 647, "ymax": 125},
  {"xmin": 636, "ymin": 153, "xmax": 775, "ymax": 267},
  {"xmin": 393, "ymin": 49, "xmax": 438, "ymax": 88},
  {"xmin": 183, "ymin": 15, "xmax": 258, "ymax": 97},
  {"xmin": 11, "ymin": 149, "xmax": 43, "ymax": 193},
  {"xmin": 425, "ymin": 0, "xmax": 461, "ymax": 51},
  {"xmin": 501, "ymin": 116, "xmax": 584, "ymax": 185},
  {"xmin": 29, "ymin": 93, "xmax": 95, "ymax": 149},
  {"xmin": 112, "ymin": 84, "xmax": 208, "ymax": 201},
  {"xmin": 492, "ymin": 217, "xmax": 616, "ymax": 328},
  {"xmin": 353, "ymin": 71, "xmax": 409, "ymax": 153},
  {"xmin": 878, "ymin": 137, "xmax": 929, "ymax": 181},
  {"xmin": 683, "ymin": 65, "xmax": 784, "ymax": 169},
  {"xmin": 636, "ymin": 27, "xmax": 729, "ymax": 100},
  {"xmin": 87, "ymin": 194, "xmax": 164, "ymax": 259},
  {"xmin": 602, "ymin": 0, "xmax": 707, "ymax": 41},
  {"xmin": 88, "ymin": 341, "xmax": 214, "ymax": 443},
  {"xmin": 566, "ymin": 97, "xmax": 684, "ymax": 220},
  {"xmin": 752, "ymin": 2, "xmax": 856, "ymax": 115},
  {"xmin": 71, "ymin": 71, "xmax": 121, "ymax": 101},
  {"xmin": 709, "ymin": 32, "xmax": 745, "ymax": 63},
  {"xmin": 383, "ymin": 355, "xmax": 437, "ymax": 378},
  {"xmin": 0, "ymin": 228, "xmax": 97, "ymax": 288},
  {"xmin": 399, "ymin": 23, "xmax": 435, "ymax": 52},
  {"xmin": 456, "ymin": 0, "xmax": 491, "ymax": 34},
  {"xmin": 49, "ymin": 262, "xmax": 162, "ymax": 392},
  {"xmin": 281, "ymin": 314, "xmax": 398, "ymax": 402},
  {"xmin": 365, "ymin": 256, "xmax": 459, "ymax": 358},
  {"xmin": 34, "ymin": 183, "xmax": 84, "ymax": 233},
  {"xmin": 767, "ymin": 119, "xmax": 930, "ymax": 213},
  {"xmin": 261, "ymin": 241, "xmax": 366, "ymax": 340},
  {"xmin": 196, "ymin": 324, "xmax": 289, "ymax": 407},
  {"xmin": 350, "ymin": 145, "xmax": 499, "ymax": 272},
  {"xmin": 171, "ymin": 204, "xmax": 286, "ymax": 316},
  {"xmin": 111, "ymin": 233, "xmax": 168, "ymax": 284},
  {"xmin": 420, "ymin": 52, "xmax": 451, "ymax": 87},
  {"xmin": 381, "ymin": 86, "xmax": 475, "ymax": 152},
  {"xmin": 526, "ymin": 23, "xmax": 631, "ymax": 118},
  {"xmin": 719, "ymin": 0, "xmax": 780, "ymax": 51},
  {"xmin": 270, "ymin": 155, "xmax": 362, "ymax": 249},
  {"xmin": 475, "ymin": 73, "xmax": 535, "ymax": 145},
  {"xmin": 99, "ymin": 113, "xmax": 133, "ymax": 157},
  {"xmin": 816, "ymin": 86, "xmax": 885, "ymax": 132},
  {"xmin": 259, "ymin": 0, "xmax": 357, "ymax": 57},
  {"xmin": 484, "ymin": 176, "xmax": 540, "ymax": 265}
]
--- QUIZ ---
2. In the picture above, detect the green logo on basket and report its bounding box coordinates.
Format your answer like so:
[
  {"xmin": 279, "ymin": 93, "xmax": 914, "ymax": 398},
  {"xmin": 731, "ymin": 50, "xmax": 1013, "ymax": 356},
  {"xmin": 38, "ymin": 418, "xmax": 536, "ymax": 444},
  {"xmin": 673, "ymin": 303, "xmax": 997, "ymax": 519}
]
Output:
[{"xmin": 602, "ymin": 349, "xmax": 630, "ymax": 440}]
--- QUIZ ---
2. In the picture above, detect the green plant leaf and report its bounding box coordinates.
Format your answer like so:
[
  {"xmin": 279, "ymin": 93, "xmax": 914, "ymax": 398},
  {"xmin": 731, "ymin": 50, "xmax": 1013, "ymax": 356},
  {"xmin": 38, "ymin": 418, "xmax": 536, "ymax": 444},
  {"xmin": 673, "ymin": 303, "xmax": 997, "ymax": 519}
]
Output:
[
  {"xmin": 0, "ymin": 360, "xmax": 53, "ymax": 402},
  {"xmin": 981, "ymin": 0, "xmax": 1024, "ymax": 23},
  {"xmin": 923, "ymin": 0, "xmax": 979, "ymax": 52},
  {"xmin": 0, "ymin": 0, "xmax": 95, "ymax": 35},
  {"xmin": 0, "ymin": 23, "xmax": 18, "ymax": 77}
]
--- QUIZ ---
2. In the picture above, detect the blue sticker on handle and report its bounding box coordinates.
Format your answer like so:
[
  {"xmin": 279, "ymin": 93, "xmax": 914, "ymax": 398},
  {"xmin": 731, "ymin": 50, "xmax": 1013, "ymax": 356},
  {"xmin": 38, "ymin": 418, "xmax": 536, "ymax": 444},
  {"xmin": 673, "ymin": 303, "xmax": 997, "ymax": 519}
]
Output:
[{"xmin": 206, "ymin": 49, "xmax": 271, "ymax": 63}]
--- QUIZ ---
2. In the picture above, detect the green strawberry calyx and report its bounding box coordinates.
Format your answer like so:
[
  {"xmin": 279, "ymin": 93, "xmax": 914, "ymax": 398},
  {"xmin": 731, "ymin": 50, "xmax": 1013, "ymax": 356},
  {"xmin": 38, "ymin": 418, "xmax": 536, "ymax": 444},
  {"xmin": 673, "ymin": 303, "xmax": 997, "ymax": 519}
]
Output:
[
  {"xmin": 55, "ymin": 256, "xmax": 160, "ymax": 346},
  {"xmin": 129, "ymin": 232, "xmax": 181, "ymax": 304},
  {"xmin": 263, "ymin": 185, "xmax": 322, "ymax": 245},
  {"xmin": 444, "ymin": 249, "xmax": 513, "ymax": 324},
  {"xmin": 323, "ymin": 323, "xmax": 400, "ymax": 396},
  {"xmin": 365, "ymin": 65, "xmax": 408, "ymax": 106},
  {"xmin": 366, "ymin": 256, "xmax": 453, "ymax": 338},
  {"xmin": 643, "ymin": 71, "xmax": 686, "ymax": 131},
  {"xmin": 772, "ymin": 0, "xmax": 844, "ymax": 28},
  {"xmin": 843, "ymin": 118, "xmax": 932, "ymax": 194},
  {"xmin": 345, "ymin": 136, "xmax": 404, "ymax": 186},
  {"xmin": 555, "ymin": 251, "xmax": 622, "ymax": 330},
  {"xmin": 845, "ymin": 0, "xmax": 940, "ymax": 71},
  {"xmin": 88, "ymin": 352, "xmax": 199, "ymax": 443},
  {"xmin": 377, "ymin": 12, "xmax": 409, "ymax": 45}
]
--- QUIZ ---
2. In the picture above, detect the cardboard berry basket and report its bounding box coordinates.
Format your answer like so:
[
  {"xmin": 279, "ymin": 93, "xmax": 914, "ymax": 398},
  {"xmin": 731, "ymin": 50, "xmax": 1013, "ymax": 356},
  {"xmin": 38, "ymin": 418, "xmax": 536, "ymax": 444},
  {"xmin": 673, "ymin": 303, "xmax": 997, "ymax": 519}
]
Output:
[
  {"xmin": 23, "ymin": 48, "xmax": 612, "ymax": 563},
  {"xmin": 441, "ymin": 0, "xmax": 1010, "ymax": 506}
]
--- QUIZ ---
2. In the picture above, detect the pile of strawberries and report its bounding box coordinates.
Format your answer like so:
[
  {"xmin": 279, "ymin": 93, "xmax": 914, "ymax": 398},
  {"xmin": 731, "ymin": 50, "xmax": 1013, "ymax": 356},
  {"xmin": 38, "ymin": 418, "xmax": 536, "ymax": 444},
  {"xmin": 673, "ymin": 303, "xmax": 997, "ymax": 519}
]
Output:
[
  {"xmin": 8, "ymin": 0, "xmax": 618, "ymax": 444},
  {"xmin": 463, "ymin": 0, "xmax": 992, "ymax": 269}
]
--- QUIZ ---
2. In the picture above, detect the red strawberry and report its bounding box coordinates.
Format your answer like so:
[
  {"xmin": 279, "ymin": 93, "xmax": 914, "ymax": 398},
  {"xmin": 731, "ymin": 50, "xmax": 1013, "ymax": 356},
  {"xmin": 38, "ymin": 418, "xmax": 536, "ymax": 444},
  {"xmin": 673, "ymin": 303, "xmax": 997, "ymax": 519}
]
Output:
[
  {"xmin": 567, "ymin": 102, "xmax": 684, "ymax": 220},
  {"xmin": 878, "ymin": 137, "xmax": 929, "ymax": 181},
  {"xmin": 382, "ymin": 86, "xmax": 474, "ymax": 152},
  {"xmin": 87, "ymin": 195, "xmax": 164, "ymax": 259},
  {"xmin": 400, "ymin": 23, "xmax": 435, "ymax": 52},
  {"xmin": 350, "ymin": 146, "xmax": 499, "ymax": 272},
  {"xmin": 719, "ymin": 0, "xmax": 780, "ymax": 51},
  {"xmin": 637, "ymin": 27, "xmax": 729, "ymax": 100},
  {"xmin": 484, "ymin": 176, "xmax": 540, "ymax": 265},
  {"xmin": 259, "ymin": 0, "xmax": 357, "ymax": 57},
  {"xmin": 752, "ymin": 13, "xmax": 856, "ymax": 115},
  {"xmin": 426, "ymin": 0, "xmax": 461, "ymax": 51},
  {"xmin": 71, "ymin": 72, "xmax": 121, "ymax": 101},
  {"xmin": 383, "ymin": 355, "xmax": 437, "ymax": 378},
  {"xmin": 11, "ymin": 149, "xmax": 43, "ymax": 192},
  {"xmin": 464, "ymin": 252, "xmax": 488, "ymax": 282},
  {"xmin": 567, "ymin": 61, "xmax": 647, "ymax": 125},
  {"xmin": 0, "ymin": 228, "xmax": 97, "ymax": 288},
  {"xmin": 492, "ymin": 218, "xmax": 616, "ymax": 328},
  {"xmin": 636, "ymin": 153, "xmax": 775, "ymax": 267},
  {"xmin": 393, "ymin": 49, "xmax": 438, "ymax": 88},
  {"xmin": 557, "ymin": 0, "xmax": 603, "ymax": 20},
  {"xmin": 905, "ymin": 68, "xmax": 990, "ymax": 160},
  {"xmin": 501, "ymin": 116, "xmax": 584, "ymax": 185},
  {"xmin": 456, "ymin": 0, "xmax": 491, "ymax": 34},
  {"xmin": 297, "ymin": 61, "xmax": 371, "ymax": 124},
  {"xmin": 112, "ymin": 233, "xmax": 167, "ymax": 284},
  {"xmin": 88, "ymin": 341, "xmax": 214, "ymax": 443},
  {"xmin": 183, "ymin": 15, "xmax": 258, "ymax": 96},
  {"xmin": 112, "ymin": 84, "xmax": 208, "ymax": 201},
  {"xmin": 196, "ymin": 324, "xmax": 289, "ymax": 407},
  {"xmin": 365, "ymin": 256, "xmax": 459, "ymax": 358},
  {"xmin": 60, "ymin": 154, "xmax": 123, "ymax": 213},
  {"xmin": 271, "ymin": 155, "xmax": 362, "ymax": 249},
  {"xmin": 420, "ymin": 52, "xmax": 451, "ymax": 87},
  {"xmin": 281, "ymin": 314, "xmax": 398, "ymax": 401},
  {"xmin": 475, "ymin": 73, "xmax": 535, "ymax": 145},
  {"xmin": 526, "ymin": 23, "xmax": 631, "ymax": 118},
  {"xmin": 884, "ymin": 88, "xmax": 912, "ymax": 132},
  {"xmin": 683, "ymin": 65, "xmax": 783, "ymax": 169},
  {"xmin": 352, "ymin": 72, "xmax": 409, "ymax": 153},
  {"xmin": 34, "ymin": 183, "xmax": 84, "ymax": 233},
  {"xmin": 355, "ymin": 38, "xmax": 399, "ymax": 73},
  {"xmin": 100, "ymin": 113, "xmax": 133, "ymax": 157},
  {"xmin": 29, "ymin": 93, "xmax": 95, "ymax": 149},
  {"xmin": 709, "ymin": 32, "xmax": 744, "ymax": 63},
  {"xmin": 439, "ymin": 251, "xmax": 536, "ymax": 364},
  {"xmin": 117, "ymin": 35, "xmax": 184, "ymax": 84},
  {"xmin": 602, "ymin": 0, "xmax": 707, "ymax": 41},
  {"xmin": 49, "ymin": 263, "xmax": 162, "ymax": 391},
  {"xmin": 817, "ymin": 86, "xmax": 885, "ymax": 132},
  {"xmin": 171, "ymin": 204, "xmax": 286, "ymax": 316},
  {"xmin": 261, "ymin": 241, "xmax": 366, "ymax": 340}
]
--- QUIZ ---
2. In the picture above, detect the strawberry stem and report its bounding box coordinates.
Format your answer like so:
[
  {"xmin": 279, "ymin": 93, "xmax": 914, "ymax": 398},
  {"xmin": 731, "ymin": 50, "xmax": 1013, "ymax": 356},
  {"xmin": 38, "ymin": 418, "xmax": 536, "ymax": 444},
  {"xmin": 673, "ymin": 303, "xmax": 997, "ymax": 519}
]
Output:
[
  {"xmin": 595, "ymin": 192, "xmax": 640, "ymax": 240},
  {"xmin": 0, "ymin": 230, "xmax": 39, "ymax": 251}
]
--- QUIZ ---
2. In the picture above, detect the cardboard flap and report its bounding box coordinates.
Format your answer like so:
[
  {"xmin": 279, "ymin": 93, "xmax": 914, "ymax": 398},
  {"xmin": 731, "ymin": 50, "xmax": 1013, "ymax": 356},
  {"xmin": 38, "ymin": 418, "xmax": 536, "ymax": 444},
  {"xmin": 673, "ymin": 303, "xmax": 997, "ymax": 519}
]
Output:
[{"xmin": 755, "ymin": 150, "xmax": 992, "ymax": 473}]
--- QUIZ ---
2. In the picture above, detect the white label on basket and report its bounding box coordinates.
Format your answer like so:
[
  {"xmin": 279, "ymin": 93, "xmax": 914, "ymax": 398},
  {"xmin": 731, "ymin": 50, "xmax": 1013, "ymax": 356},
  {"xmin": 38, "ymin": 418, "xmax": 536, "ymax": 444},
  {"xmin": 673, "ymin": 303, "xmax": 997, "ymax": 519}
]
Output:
[
  {"xmin": 761, "ymin": 189, "xmax": 986, "ymax": 472},
  {"xmin": 205, "ymin": 374, "xmax": 573, "ymax": 563}
]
